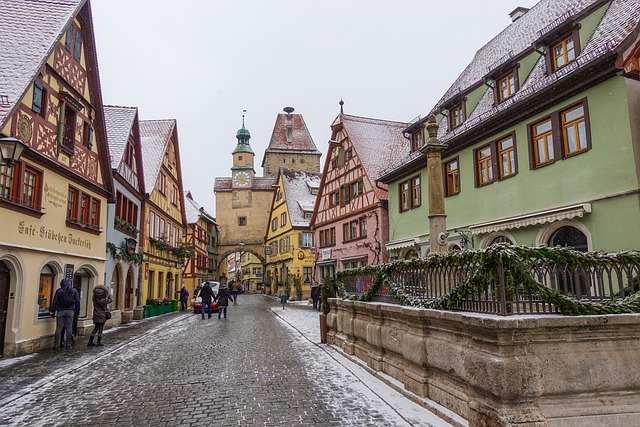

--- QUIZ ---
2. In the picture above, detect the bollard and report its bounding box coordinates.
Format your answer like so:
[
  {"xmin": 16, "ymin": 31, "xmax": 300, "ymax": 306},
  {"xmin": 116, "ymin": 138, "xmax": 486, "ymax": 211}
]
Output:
[{"xmin": 280, "ymin": 294, "xmax": 288, "ymax": 309}]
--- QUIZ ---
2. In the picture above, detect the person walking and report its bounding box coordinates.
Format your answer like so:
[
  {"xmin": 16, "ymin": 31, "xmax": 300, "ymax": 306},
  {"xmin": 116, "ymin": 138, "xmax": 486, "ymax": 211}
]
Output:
[
  {"xmin": 230, "ymin": 280, "xmax": 239, "ymax": 304},
  {"xmin": 176, "ymin": 285, "xmax": 189, "ymax": 311},
  {"xmin": 311, "ymin": 282, "xmax": 320, "ymax": 310},
  {"xmin": 199, "ymin": 282, "xmax": 215, "ymax": 319},
  {"xmin": 216, "ymin": 282, "xmax": 231, "ymax": 319},
  {"xmin": 87, "ymin": 284, "xmax": 113, "ymax": 347},
  {"xmin": 51, "ymin": 279, "xmax": 80, "ymax": 350}
]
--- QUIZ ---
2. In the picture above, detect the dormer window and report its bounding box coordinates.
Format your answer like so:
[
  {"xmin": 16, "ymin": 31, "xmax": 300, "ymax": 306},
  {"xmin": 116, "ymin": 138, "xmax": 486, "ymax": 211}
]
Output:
[
  {"xmin": 410, "ymin": 129, "xmax": 423, "ymax": 152},
  {"xmin": 64, "ymin": 24, "xmax": 83, "ymax": 62},
  {"xmin": 449, "ymin": 102, "xmax": 465, "ymax": 129},
  {"xmin": 498, "ymin": 72, "xmax": 517, "ymax": 102},
  {"xmin": 552, "ymin": 35, "xmax": 576, "ymax": 70}
]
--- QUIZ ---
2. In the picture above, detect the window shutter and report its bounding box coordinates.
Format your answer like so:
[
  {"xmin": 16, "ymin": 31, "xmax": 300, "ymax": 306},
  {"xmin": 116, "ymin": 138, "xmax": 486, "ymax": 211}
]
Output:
[
  {"xmin": 65, "ymin": 26, "xmax": 73, "ymax": 52},
  {"xmin": 32, "ymin": 81, "xmax": 43, "ymax": 114},
  {"xmin": 57, "ymin": 102, "xmax": 66, "ymax": 148},
  {"xmin": 74, "ymin": 31, "xmax": 82, "ymax": 61}
]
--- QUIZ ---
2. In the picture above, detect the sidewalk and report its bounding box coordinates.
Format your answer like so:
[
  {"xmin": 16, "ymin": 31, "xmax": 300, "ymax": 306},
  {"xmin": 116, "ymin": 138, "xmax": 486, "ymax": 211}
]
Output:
[{"xmin": 270, "ymin": 299, "xmax": 466, "ymax": 427}]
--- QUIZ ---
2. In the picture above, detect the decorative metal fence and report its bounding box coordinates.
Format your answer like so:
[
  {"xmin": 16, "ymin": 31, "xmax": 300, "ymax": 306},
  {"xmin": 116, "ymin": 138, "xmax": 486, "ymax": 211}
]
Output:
[{"xmin": 337, "ymin": 246, "xmax": 640, "ymax": 316}]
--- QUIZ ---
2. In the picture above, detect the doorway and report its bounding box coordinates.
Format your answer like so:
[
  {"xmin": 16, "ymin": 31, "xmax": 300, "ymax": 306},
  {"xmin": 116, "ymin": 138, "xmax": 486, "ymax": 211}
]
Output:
[
  {"xmin": 125, "ymin": 268, "xmax": 135, "ymax": 310},
  {"xmin": 0, "ymin": 261, "xmax": 9, "ymax": 357},
  {"xmin": 73, "ymin": 268, "xmax": 92, "ymax": 336}
]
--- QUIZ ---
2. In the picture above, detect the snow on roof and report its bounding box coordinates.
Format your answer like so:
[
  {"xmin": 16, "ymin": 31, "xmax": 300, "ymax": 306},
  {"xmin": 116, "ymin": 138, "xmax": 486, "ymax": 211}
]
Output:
[
  {"xmin": 335, "ymin": 114, "xmax": 409, "ymax": 200},
  {"xmin": 266, "ymin": 113, "xmax": 321, "ymax": 153},
  {"xmin": 281, "ymin": 169, "xmax": 321, "ymax": 228},
  {"xmin": 214, "ymin": 176, "xmax": 277, "ymax": 192},
  {"xmin": 0, "ymin": 0, "xmax": 83, "ymax": 128},
  {"xmin": 140, "ymin": 119, "xmax": 176, "ymax": 192},
  {"xmin": 103, "ymin": 105, "xmax": 137, "ymax": 169},
  {"xmin": 184, "ymin": 191, "xmax": 215, "ymax": 225}
]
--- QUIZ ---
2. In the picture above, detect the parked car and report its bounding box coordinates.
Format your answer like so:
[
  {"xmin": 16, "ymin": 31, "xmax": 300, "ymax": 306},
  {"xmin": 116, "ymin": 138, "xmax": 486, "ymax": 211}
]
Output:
[{"xmin": 192, "ymin": 282, "xmax": 220, "ymax": 314}]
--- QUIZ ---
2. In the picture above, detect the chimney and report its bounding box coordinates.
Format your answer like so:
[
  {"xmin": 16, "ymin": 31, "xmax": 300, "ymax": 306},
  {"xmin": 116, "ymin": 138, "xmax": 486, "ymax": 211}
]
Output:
[{"xmin": 509, "ymin": 6, "xmax": 529, "ymax": 22}]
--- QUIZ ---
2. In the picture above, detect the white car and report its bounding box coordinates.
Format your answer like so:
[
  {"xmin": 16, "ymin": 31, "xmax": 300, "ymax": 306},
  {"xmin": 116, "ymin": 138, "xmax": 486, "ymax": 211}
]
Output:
[{"xmin": 192, "ymin": 282, "xmax": 220, "ymax": 313}]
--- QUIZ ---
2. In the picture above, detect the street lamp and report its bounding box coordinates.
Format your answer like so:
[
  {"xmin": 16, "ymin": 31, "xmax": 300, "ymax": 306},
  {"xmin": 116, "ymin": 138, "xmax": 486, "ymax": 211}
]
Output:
[{"xmin": 0, "ymin": 135, "xmax": 27, "ymax": 167}]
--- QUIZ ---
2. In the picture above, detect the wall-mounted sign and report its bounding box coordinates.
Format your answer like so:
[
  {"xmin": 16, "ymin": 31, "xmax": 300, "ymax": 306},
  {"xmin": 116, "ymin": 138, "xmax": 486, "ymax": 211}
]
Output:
[
  {"xmin": 321, "ymin": 248, "xmax": 331, "ymax": 261},
  {"xmin": 64, "ymin": 264, "xmax": 74, "ymax": 282}
]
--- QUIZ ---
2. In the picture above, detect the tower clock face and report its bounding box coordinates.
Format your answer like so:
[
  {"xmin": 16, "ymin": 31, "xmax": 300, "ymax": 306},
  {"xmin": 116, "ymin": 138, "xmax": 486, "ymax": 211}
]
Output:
[{"xmin": 233, "ymin": 171, "xmax": 251, "ymax": 187}]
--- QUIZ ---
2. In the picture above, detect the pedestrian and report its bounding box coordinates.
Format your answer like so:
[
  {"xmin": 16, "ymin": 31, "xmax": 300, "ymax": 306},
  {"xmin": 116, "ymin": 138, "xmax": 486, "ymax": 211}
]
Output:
[
  {"xmin": 51, "ymin": 279, "xmax": 80, "ymax": 350},
  {"xmin": 216, "ymin": 282, "xmax": 231, "ymax": 319},
  {"xmin": 231, "ymin": 280, "xmax": 239, "ymax": 304},
  {"xmin": 87, "ymin": 284, "xmax": 113, "ymax": 347},
  {"xmin": 199, "ymin": 281, "xmax": 215, "ymax": 319},
  {"xmin": 311, "ymin": 282, "xmax": 320, "ymax": 310},
  {"xmin": 175, "ymin": 285, "xmax": 189, "ymax": 311}
]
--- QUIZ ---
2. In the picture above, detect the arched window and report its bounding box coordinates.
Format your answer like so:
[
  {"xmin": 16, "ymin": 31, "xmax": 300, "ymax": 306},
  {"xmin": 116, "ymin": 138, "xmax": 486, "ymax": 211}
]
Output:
[
  {"xmin": 404, "ymin": 249, "xmax": 418, "ymax": 260},
  {"xmin": 38, "ymin": 264, "xmax": 56, "ymax": 318},
  {"xmin": 490, "ymin": 235, "xmax": 513, "ymax": 246},
  {"xmin": 549, "ymin": 226, "xmax": 587, "ymax": 252}
]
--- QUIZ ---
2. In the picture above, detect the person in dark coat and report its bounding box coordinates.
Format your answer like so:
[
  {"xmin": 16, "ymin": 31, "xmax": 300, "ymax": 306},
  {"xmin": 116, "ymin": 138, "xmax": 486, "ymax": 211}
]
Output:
[
  {"xmin": 216, "ymin": 282, "xmax": 231, "ymax": 319},
  {"xmin": 199, "ymin": 282, "xmax": 215, "ymax": 320},
  {"xmin": 87, "ymin": 284, "xmax": 113, "ymax": 347},
  {"xmin": 311, "ymin": 283, "xmax": 320, "ymax": 310},
  {"xmin": 51, "ymin": 279, "xmax": 80, "ymax": 350}
]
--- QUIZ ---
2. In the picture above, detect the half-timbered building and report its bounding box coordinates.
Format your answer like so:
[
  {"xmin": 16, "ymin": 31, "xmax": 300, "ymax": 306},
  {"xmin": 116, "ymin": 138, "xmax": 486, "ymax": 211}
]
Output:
[
  {"xmin": 0, "ymin": 0, "xmax": 114, "ymax": 356},
  {"xmin": 184, "ymin": 191, "xmax": 218, "ymax": 296},
  {"xmin": 264, "ymin": 169, "xmax": 320, "ymax": 298},
  {"xmin": 139, "ymin": 119, "xmax": 187, "ymax": 304},
  {"xmin": 310, "ymin": 113, "xmax": 407, "ymax": 282},
  {"xmin": 103, "ymin": 105, "xmax": 145, "ymax": 323}
]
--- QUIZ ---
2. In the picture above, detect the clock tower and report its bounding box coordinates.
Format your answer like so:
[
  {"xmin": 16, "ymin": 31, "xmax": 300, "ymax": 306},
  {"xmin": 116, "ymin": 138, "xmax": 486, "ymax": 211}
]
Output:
[{"xmin": 231, "ymin": 113, "xmax": 255, "ymax": 189}]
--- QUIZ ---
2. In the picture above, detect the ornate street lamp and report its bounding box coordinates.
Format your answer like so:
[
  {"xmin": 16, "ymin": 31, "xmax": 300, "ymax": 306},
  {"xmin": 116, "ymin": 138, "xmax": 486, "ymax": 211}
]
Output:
[{"xmin": 0, "ymin": 135, "xmax": 27, "ymax": 167}]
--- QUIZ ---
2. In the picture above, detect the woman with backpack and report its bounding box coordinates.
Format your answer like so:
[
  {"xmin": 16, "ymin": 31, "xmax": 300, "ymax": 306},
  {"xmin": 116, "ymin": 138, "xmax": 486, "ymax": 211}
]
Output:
[
  {"xmin": 87, "ymin": 284, "xmax": 112, "ymax": 347},
  {"xmin": 51, "ymin": 279, "xmax": 80, "ymax": 350}
]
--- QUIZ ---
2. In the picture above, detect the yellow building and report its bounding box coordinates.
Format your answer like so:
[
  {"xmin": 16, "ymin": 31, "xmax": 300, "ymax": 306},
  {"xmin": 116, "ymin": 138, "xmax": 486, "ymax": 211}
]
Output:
[
  {"xmin": 0, "ymin": 1, "xmax": 114, "ymax": 357},
  {"xmin": 139, "ymin": 120, "xmax": 187, "ymax": 305},
  {"xmin": 183, "ymin": 191, "xmax": 218, "ymax": 296},
  {"xmin": 264, "ymin": 169, "xmax": 320, "ymax": 299}
]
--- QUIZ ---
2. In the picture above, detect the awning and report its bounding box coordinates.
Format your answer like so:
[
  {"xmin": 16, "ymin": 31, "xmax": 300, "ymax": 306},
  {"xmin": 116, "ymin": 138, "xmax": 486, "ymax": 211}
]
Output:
[
  {"xmin": 339, "ymin": 254, "xmax": 367, "ymax": 262},
  {"xmin": 469, "ymin": 203, "xmax": 591, "ymax": 235},
  {"xmin": 385, "ymin": 237, "xmax": 419, "ymax": 251},
  {"xmin": 316, "ymin": 259, "xmax": 336, "ymax": 267}
]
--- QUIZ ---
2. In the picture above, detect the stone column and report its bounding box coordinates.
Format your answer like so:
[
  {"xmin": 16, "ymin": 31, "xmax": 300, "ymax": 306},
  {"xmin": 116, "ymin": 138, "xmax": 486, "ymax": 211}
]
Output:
[{"xmin": 420, "ymin": 115, "xmax": 447, "ymax": 254}]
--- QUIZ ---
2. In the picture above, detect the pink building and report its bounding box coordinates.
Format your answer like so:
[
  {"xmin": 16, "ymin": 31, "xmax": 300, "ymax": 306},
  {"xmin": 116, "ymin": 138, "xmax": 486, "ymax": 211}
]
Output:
[{"xmin": 311, "ymin": 111, "xmax": 408, "ymax": 282}]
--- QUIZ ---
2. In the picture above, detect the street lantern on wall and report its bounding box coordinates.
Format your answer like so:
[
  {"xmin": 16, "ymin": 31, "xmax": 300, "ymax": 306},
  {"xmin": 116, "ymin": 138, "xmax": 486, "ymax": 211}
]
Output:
[{"xmin": 0, "ymin": 135, "xmax": 27, "ymax": 167}]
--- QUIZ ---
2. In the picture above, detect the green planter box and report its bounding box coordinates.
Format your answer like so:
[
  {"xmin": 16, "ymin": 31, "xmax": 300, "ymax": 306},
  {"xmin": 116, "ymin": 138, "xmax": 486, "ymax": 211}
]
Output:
[
  {"xmin": 170, "ymin": 299, "xmax": 178, "ymax": 312},
  {"xmin": 143, "ymin": 305, "xmax": 153, "ymax": 318}
]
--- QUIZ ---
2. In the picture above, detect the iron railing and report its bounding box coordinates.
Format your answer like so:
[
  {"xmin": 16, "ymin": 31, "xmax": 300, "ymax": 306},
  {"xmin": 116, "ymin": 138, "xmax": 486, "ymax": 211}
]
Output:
[{"xmin": 338, "ymin": 247, "xmax": 640, "ymax": 316}]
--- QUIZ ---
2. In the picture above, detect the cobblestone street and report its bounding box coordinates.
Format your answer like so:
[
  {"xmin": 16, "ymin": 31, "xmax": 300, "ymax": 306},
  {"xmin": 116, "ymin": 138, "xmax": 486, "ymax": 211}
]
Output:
[{"xmin": 0, "ymin": 295, "xmax": 454, "ymax": 427}]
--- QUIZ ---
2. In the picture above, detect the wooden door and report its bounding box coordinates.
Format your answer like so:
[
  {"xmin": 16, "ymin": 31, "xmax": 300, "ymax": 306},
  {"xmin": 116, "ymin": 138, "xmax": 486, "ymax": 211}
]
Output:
[{"xmin": 0, "ymin": 261, "xmax": 10, "ymax": 356}]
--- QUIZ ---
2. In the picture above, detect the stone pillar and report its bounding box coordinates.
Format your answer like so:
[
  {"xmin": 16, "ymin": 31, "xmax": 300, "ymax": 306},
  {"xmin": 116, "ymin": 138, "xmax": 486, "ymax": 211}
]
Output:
[{"xmin": 420, "ymin": 115, "xmax": 447, "ymax": 254}]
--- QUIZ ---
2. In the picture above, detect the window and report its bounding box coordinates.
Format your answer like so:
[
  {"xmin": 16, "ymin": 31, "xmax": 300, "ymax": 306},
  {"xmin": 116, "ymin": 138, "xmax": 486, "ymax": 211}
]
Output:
[
  {"xmin": 238, "ymin": 216, "xmax": 247, "ymax": 226},
  {"xmin": 0, "ymin": 163, "xmax": 43, "ymax": 212},
  {"xmin": 171, "ymin": 185, "xmax": 178, "ymax": 205},
  {"xmin": 476, "ymin": 145, "xmax": 494, "ymax": 186},
  {"xmin": 341, "ymin": 184, "xmax": 350, "ymax": 205},
  {"xmin": 330, "ymin": 191, "xmax": 339, "ymax": 206},
  {"xmin": 303, "ymin": 267, "xmax": 312, "ymax": 283},
  {"xmin": 449, "ymin": 102, "xmax": 465, "ymax": 129},
  {"xmin": 529, "ymin": 100, "xmax": 590, "ymax": 169},
  {"xmin": 411, "ymin": 176, "xmax": 421, "ymax": 208},
  {"xmin": 59, "ymin": 103, "xmax": 77, "ymax": 153},
  {"xmin": 444, "ymin": 158, "xmax": 460, "ymax": 196},
  {"xmin": 562, "ymin": 105, "xmax": 587, "ymax": 155},
  {"xmin": 319, "ymin": 227, "xmax": 335, "ymax": 247},
  {"xmin": 116, "ymin": 191, "xmax": 139, "ymax": 230},
  {"xmin": 552, "ymin": 35, "xmax": 575, "ymax": 71},
  {"xmin": 38, "ymin": 264, "xmax": 56, "ymax": 318},
  {"xmin": 330, "ymin": 158, "xmax": 338, "ymax": 170},
  {"xmin": 66, "ymin": 186, "xmax": 100, "ymax": 230},
  {"xmin": 351, "ymin": 179, "xmax": 364, "ymax": 197},
  {"xmin": 275, "ymin": 190, "xmax": 282, "ymax": 202},
  {"xmin": 400, "ymin": 181, "xmax": 410, "ymax": 212},
  {"xmin": 271, "ymin": 217, "xmax": 278, "ymax": 231},
  {"xmin": 360, "ymin": 218, "xmax": 367, "ymax": 237},
  {"xmin": 497, "ymin": 137, "xmax": 516, "ymax": 179},
  {"xmin": 345, "ymin": 147, "xmax": 353, "ymax": 160},
  {"xmin": 65, "ymin": 24, "xmax": 82, "ymax": 62},
  {"xmin": 124, "ymin": 140, "xmax": 135, "ymax": 167},
  {"xmin": 299, "ymin": 232, "xmax": 313, "ymax": 248},
  {"xmin": 303, "ymin": 211, "xmax": 312, "ymax": 220},
  {"xmin": 159, "ymin": 173, "xmax": 166, "ymax": 194},
  {"xmin": 83, "ymin": 122, "xmax": 93, "ymax": 149},
  {"xmin": 498, "ymin": 72, "xmax": 516, "ymax": 102},
  {"xmin": 32, "ymin": 81, "xmax": 46, "ymax": 116},
  {"xmin": 532, "ymin": 119, "xmax": 554, "ymax": 166},
  {"xmin": 280, "ymin": 212, "xmax": 287, "ymax": 226},
  {"xmin": 411, "ymin": 129, "xmax": 424, "ymax": 152},
  {"xmin": 490, "ymin": 235, "xmax": 514, "ymax": 246}
]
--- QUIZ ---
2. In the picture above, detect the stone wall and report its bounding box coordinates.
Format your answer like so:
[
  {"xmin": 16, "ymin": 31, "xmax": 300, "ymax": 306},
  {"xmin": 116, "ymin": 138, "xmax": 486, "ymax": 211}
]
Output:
[{"xmin": 327, "ymin": 298, "xmax": 640, "ymax": 427}]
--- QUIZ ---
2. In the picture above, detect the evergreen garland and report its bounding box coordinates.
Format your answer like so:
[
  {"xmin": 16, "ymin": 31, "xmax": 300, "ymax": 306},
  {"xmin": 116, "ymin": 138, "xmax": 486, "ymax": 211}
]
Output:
[{"xmin": 335, "ymin": 245, "xmax": 640, "ymax": 316}]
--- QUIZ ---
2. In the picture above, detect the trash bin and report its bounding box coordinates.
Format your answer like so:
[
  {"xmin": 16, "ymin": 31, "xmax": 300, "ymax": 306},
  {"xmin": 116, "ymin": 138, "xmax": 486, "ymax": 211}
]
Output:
[{"xmin": 170, "ymin": 299, "xmax": 178, "ymax": 312}]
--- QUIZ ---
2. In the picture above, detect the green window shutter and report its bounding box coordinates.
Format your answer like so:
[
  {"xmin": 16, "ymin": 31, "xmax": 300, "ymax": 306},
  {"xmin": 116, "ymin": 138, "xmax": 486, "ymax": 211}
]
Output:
[
  {"xmin": 32, "ymin": 81, "xmax": 43, "ymax": 114},
  {"xmin": 57, "ymin": 103, "xmax": 66, "ymax": 148},
  {"xmin": 65, "ymin": 26, "xmax": 73, "ymax": 52}
]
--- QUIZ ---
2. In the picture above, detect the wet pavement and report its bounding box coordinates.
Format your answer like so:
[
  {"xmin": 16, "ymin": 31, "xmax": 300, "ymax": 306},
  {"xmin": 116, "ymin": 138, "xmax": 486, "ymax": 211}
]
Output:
[{"xmin": 0, "ymin": 295, "xmax": 457, "ymax": 426}]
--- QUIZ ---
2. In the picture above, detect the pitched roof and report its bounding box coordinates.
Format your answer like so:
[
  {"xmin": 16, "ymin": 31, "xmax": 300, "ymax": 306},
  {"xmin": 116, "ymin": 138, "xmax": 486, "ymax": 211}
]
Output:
[
  {"xmin": 104, "ymin": 105, "xmax": 137, "ymax": 169},
  {"xmin": 433, "ymin": 0, "xmax": 640, "ymax": 143},
  {"xmin": 139, "ymin": 119, "xmax": 176, "ymax": 192},
  {"xmin": 333, "ymin": 114, "xmax": 409, "ymax": 199},
  {"xmin": 265, "ymin": 113, "xmax": 320, "ymax": 154},
  {"xmin": 185, "ymin": 191, "xmax": 216, "ymax": 225},
  {"xmin": 0, "ymin": 0, "xmax": 84, "ymax": 128},
  {"xmin": 280, "ymin": 169, "xmax": 321, "ymax": 228}
]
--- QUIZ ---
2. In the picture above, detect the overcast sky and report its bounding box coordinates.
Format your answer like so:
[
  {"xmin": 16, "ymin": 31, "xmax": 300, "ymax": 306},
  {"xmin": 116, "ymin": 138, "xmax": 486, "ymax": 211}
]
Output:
[{"xmin": 91, "ymin": 0, "xmax": 538, "ymax": 215}]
